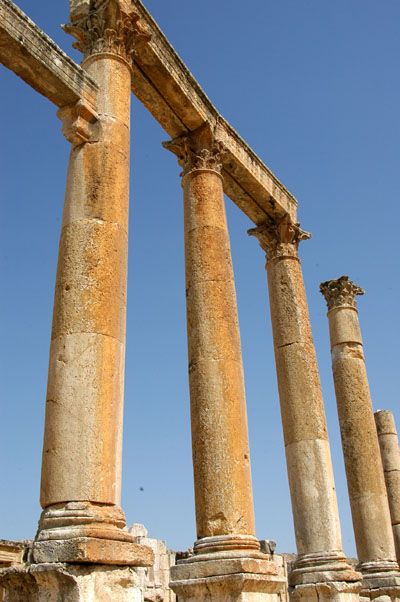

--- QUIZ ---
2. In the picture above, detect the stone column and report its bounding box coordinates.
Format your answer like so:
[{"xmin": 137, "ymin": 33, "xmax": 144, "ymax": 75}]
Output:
[
  {"xmin": 31, "ymin": 0, "xmax": 152, "ymax": 568},
  {"xmin": 320, "ymin": 276, "xmax": 400, "ymax": 599},
  {"xmin": 163, "ymin": 126, "xmax": 286, "ymax": 602},
  {"xmin": 249, "ymin": 218, "xmax": 360, "ymax": 601},
  {"xmin": 375, "ymin": 410, "xmax": 400, "ymax": 564}
]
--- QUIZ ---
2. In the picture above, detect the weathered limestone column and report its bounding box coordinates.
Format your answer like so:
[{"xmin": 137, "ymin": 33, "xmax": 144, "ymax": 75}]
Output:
[
  {"xmin": 30, "ymin": 0, "xmax": 153, "ymax": 568},
  {"xmin": 320, "ymin": 276, "xmax": 400, "ymax": 599},
  {"xmin": 249, "ymin": 218, "xmax": 361, "ymax": 601},
  {"xmin": 163, "ymin": 126, "xmax": 286, "ymax": 602},
  {"xmin": 375, "ymin": 410, "xmax": 400, "ymax": 564}
]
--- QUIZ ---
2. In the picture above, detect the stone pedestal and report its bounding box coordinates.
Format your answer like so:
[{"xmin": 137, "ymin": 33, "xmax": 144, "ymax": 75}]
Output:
[
  {"xmin": 375, "ymin": 411, "xmax": 400, "ymax": 565},
  {"xmin": 249, "ymin": 218, "xmax": 361, "ymax": 600},
  {"xmin": 170, "ymin": 551, "xmax": 287, "ymax": 602},
  {"xmin": 320, "ymin": 276, "xmax": 400, "ymax": 601},
  {"xmin": 164, "ymin": 126, "xmax": 286, "ymax": 601},
  {"xmin": 291, "ymin": 582, "xmax": 361, "ymax": 602},
  {"xmin": 0, "ymin": 564, "xmax": 143, "ymax": 602}
]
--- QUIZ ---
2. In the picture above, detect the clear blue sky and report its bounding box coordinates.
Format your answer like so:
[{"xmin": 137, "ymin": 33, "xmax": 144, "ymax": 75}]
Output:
[{"xmin": 1, "ymin": 1, "xmax": 399, "ymax": 557}]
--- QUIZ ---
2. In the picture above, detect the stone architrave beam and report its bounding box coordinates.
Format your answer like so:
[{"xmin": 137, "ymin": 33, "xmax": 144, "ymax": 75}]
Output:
[
  {"xmin": 0, "ymin": 0, "xmax": 297, "ymax": 225},
  {"xmin": 0, "ymin": 0, "xmax": 98, "ymax": 111},
  {"xmin": 132, "ymin": 0, "xmax": 297, "ymax": 225}
]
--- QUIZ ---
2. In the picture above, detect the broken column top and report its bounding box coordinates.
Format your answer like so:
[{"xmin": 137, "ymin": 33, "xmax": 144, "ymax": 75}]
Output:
[
  {"xmin": 127, "ymin": 523, "xmax": 149, "ymax": 538},
  {"xmin": 375, "ymin": 410, "xmax": 398, "ymax": 436}
]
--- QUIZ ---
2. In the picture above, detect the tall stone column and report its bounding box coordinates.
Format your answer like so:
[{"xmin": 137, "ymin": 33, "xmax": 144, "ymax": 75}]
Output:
[
  {"xmin": 163, "ymin": 126, "xmax": 286, "ymax": 602},
  {"xmin": 31, "ymin": 0, "xmax": 152, "ymax": 568},
  {"xmin": 320, "ymin": 276, "xmax": 400, "ymax": 599},
  {"xmin": 375, "ymin": 410, "xmax": 400, "ymax": 564},
  {"xmin": 249, "ymin": 218, "xmax": 361, "ymax": 601}
]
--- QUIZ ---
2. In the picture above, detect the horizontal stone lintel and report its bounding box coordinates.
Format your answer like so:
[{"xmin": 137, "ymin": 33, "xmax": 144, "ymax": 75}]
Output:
[
  {"xmin": 132, "ymin": 0, "xmax": 297, "ymax": 223},
  {"xmin": 0, "ymin": 0, "xmax": 98, "ymax": 111},
  {"xmin": 1, "ymin": 0, "xmax": 297, "ymax": 223}
]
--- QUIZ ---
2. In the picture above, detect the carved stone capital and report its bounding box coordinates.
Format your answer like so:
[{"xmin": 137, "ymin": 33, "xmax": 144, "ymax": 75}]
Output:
[
  {"xmin": 320, "ymin": 276, "xmax": 365, "ymax": 311},
  {"xmin": 163, "ymin": 125, "xmax": 226, "ymax": 178},
  {"xmin": 57, "ymin": 99, "xmax": 99, "ymax": 146},
  {"xmin": 64, "ymin": 0, "xmax": 151, "ymax": 66},
  {"xmin": 248, "ymin": 214, "xmax": 311, "ymax": 261}
]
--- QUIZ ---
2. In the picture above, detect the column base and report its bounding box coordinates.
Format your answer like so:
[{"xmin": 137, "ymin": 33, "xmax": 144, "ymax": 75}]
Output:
[
  {"xmin": 290, "ymin": 551, "xmax": 362, "ymax": 586},
  {"xmin": 32, "ymin": 503, "xmax": 153, "ymax": 566},
  {"xmin": 170, "ymin": 548, "xmax": 287, "ymax": 602},
  {"xmin": 289, "ymin": 551, "xmax": 361, "ymax": 600},
  {"xmin": 359, "ymin": 560, "xmax": 400, "ymax": 600},
  {"xmin": 0, "ymin": 563, "xmax": 143, "ymax": 602}
]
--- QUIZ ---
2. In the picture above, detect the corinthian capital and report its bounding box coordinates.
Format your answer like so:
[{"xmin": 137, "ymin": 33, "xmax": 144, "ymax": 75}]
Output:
[
  {"xmin": 248, "ymin": 214, "xmax": 311, "ymax": 260},
  {"xmin": 320, "ymin": 276, "xmax": 365, "ymax": 311},
  {"xmin": 64, "ymin": 0, "xmax": 151, "ymax": 66},
  {"xmin": 163, "ymin": 124, "xmax": 226, "ymax": 178}
]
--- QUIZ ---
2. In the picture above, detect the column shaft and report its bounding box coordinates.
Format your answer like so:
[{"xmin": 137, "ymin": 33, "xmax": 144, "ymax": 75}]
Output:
[
  {"xmin": 321, "ymin": 276, "xmax": 400, "ymax": 595},
  {"xmin": 164, "ymin": 127, "xmax": 257, "ymax": 552},
  {"xmin": 33, "ymin": 1, "xmax": 152, "ymax": 567},
  {"xmin": 42, "ymin": 54, "xmax": 131, "ymax": 511},
  {"xmin": 164, "ymin": 126, "xmax": 286, "ymax": 602},
  {"xmin": 249, "ymin": 218, "xmax": 360, "ymax": 596},
  {"xmin": 375, "ymin": 410, "xmax": 400, "ymax": 563},
  {"xmin": 183, "ymin": 167, "xmax": 255, "ymax": 548}
]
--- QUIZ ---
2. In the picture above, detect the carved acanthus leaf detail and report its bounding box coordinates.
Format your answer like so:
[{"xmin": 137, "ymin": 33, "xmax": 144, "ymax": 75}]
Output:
[
  {"xmin": 320, "ymin": 276, "xmax": 364, "ymax": 311},
  {"xmin": 248, "ymin": 214, "xmax": 311, "ymax": 260},
  {"xmin": 163, "ymin": 129, "xmax": 226, "ymax": 177},
  {"xmin": 64, "ymin": 0, "xmax": 151, "ymax": 65}
]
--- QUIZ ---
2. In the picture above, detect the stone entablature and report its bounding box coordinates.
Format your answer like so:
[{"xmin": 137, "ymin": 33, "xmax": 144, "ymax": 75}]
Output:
[
  {"xmin": 132, "ymin": 0, "xmax": 297, "ymax": 225},
  {"xmin": 0, "ymin": 0, "xmax": 298, "ymax": 227},
  {"xmin": 0, "ymin": 0, "xmax": 98, "ymax": 110}
]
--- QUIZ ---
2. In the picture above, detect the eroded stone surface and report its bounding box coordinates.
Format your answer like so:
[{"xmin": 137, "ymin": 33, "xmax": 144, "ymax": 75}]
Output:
[
  {"xmin": 34, "ymin": 2, "xmax": 152, "ymax": 564},
  {"xmin": 129, "ymin": 525, "xmax": 176, "ymax": 602},
  {"xmin": 375, "ymin": 411, "xmax": 400, "ymax": 564},
  {"xmin": 165, "ymin": 127, "xmax": 256, "ymax": 550},
  {"xmin": 0, "ymin": 564, "xmax": 143, "ymax": 602},
  {"xmin": 0, "ymin": 0, "xmax": 98, "ymax": 109},
  {"xmin": 170, "ymin": 551, "xmax": 287, "ymax": 602},
  {"xmin": 290, "ymin": 581, "xmax": 361, "ymax": 601},
  {"xmin": 321, "ymin": 277, "xmax": 400, "ymax": 595},
  {"xmin": 249, "ymin": 217, "xmax": 358, "ymax": 595}
]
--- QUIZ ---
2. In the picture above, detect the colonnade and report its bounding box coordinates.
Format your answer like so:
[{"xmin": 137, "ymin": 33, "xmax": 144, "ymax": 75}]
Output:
[{"xmin": 3, "ymin": 2, "xmax": 398, "ymax": 601}]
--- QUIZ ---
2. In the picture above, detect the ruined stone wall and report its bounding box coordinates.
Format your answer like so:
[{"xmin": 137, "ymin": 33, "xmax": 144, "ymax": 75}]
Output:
[
  {"xmin": 0, "ymin": 532, "xmax": 296, "ymax": 602},
  {"xmin": 128, "ymin": 525, "xmax": 176, "ymax": 602}
]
